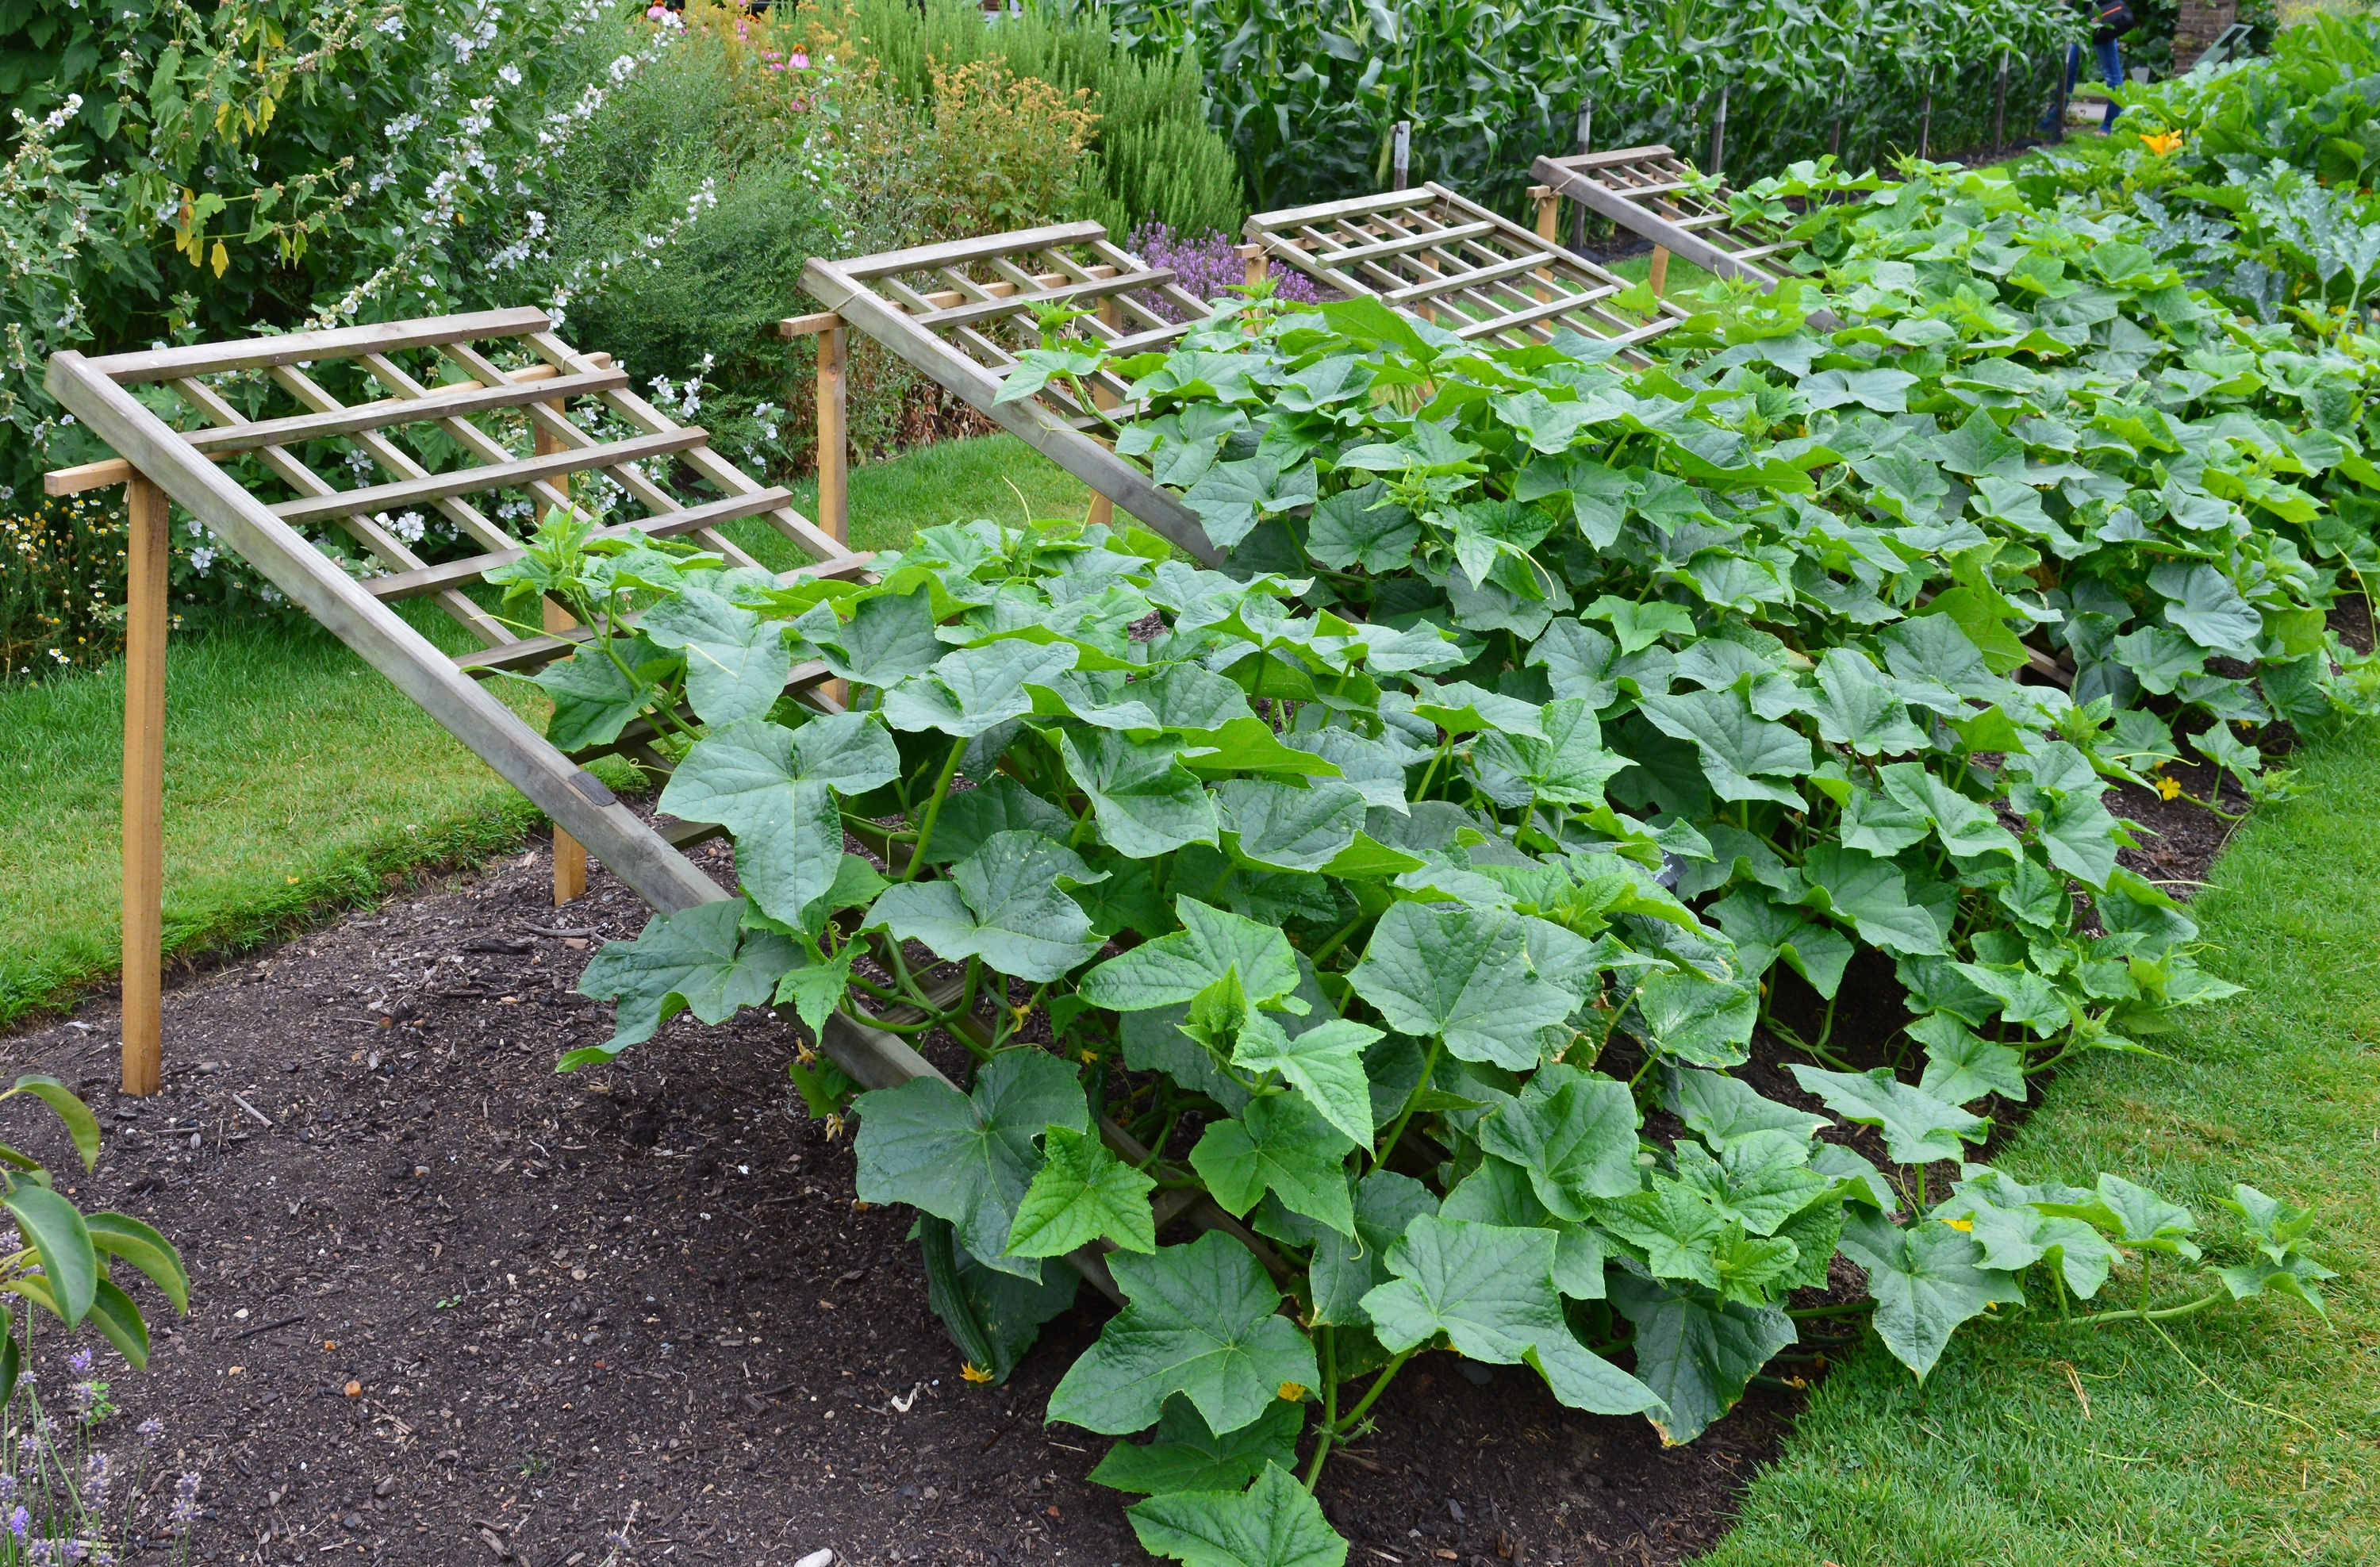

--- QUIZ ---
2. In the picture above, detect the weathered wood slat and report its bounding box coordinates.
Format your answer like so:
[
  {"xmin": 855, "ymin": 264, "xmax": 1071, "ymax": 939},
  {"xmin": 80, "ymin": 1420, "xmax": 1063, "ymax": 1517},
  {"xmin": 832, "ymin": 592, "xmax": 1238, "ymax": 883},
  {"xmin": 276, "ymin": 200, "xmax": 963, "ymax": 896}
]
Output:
[
  {"xmin": 86, "ymin": 307, "xmax": 550, "ymax": 384},
  {"xmin": 524, "ymin": 332, "xmax": 854, "ymax": 568},
  {"xmin": 271, "ymin": 428, "xmax": 707, "ymax": 526},
  {"xmin": 833, "ymin": 221, "xmax": 1110, "ymax": 282},
  {"xmin": 169, "ymin": 374, "xmax": 518, "ymax": 648},
  {"xmin": 259, "ymin": 363, "xmax": 524, "ymax": 558},
  {"xmin": 184, "ymin": 370, "xmax": 628, "ymax": 453},
  {"xmin": 1385, "ymin": 247, "xmax": 1565, "ymax": 305},
  {"xmin": 917, "ymin": 267, "xmax": 1176, "ymax": 331},
  {"xmin": 363, "ymin": 486, "xmax": 800, "ymax": 601},
  {"xmin": 44, "ymin": 348, "xmax": 727, "ymax": 916},
  {"xmin": 1310, "ymin": 219, "xmax": 1499, "ymax": 268},
  {"xmin": 802, "ymin": 255, "xmax": 1221, "ymax": 567}
]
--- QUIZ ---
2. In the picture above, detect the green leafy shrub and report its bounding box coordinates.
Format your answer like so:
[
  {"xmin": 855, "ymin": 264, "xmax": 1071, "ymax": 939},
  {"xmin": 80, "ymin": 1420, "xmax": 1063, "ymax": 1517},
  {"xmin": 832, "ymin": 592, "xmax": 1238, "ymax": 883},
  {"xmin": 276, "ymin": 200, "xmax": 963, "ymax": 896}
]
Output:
[{"xmin": 820, "ymin": 0, "xmax": 1239, "ymax": 237}]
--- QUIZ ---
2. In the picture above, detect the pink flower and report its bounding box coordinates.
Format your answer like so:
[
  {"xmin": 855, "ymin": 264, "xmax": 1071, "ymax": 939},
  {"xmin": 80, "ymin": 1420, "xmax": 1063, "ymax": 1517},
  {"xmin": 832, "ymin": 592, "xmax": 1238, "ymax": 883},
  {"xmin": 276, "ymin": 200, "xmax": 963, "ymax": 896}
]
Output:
[
  {"xmin": 769, "ymin": 61, "xmax": 785, "ymax": 69},
  {"xmin": 790, "ymin": 48, "xmax": 809, "ymax": 68},
  {"xmin": 645, "ymin": 3, "xmax": 666, "ymax": 17}
]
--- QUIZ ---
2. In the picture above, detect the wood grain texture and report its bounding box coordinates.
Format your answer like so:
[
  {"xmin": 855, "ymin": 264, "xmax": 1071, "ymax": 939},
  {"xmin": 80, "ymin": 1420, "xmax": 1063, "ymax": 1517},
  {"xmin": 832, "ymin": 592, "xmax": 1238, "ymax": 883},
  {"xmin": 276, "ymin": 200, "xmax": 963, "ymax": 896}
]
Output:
[{"xmin": 120, "ymin": 476, "xmax": 168, "ymax": 1097}]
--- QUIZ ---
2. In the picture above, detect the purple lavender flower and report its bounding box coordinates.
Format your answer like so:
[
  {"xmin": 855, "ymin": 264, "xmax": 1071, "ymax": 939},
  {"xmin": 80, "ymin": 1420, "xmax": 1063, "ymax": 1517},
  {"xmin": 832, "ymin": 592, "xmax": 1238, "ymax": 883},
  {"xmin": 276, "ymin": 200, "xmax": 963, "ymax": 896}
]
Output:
[
  {"xmin": 169, "ymin": 1473, "xmax": 200, "ymax": 1531},
  {"xmin": 66, "ymin": 1350, "xmax": 90, "ymax": 1377},
  {"xmin": 82, "ymin": 1450, "xmax": 109, "ymax": 1507},
  {"xmin": 0, "ymin": 1473, "xmax": 15, "ymax": 1503},
  {"xmin": 1127, "ymin": 223, "xmax": 1325, "ymax": 323},
  {"xmin": 7, "ymin": 1505, "xmax": 26, "ymax": 1538},
  {"xmin": 136, "ymin": 1419, "xmax": 162, "ymax": 1446}
]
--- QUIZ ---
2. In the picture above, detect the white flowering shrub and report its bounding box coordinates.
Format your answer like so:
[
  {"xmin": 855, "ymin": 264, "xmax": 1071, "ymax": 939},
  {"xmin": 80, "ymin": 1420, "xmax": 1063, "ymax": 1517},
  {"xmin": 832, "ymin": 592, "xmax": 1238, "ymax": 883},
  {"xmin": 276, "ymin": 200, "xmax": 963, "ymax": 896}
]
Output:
[{"xmin": 0, "ymin": 0, "xmax": 678, "ymax": 497}]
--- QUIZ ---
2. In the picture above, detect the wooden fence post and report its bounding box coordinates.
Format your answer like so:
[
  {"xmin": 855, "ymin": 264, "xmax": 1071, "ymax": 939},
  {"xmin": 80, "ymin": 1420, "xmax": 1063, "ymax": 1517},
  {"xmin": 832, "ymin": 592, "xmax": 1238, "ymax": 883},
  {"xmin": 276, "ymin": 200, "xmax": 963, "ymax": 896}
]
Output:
[
  {"xmin": 530, "ymin": 416, "xmax": 589, "ymax": 904},
  {"xmin": 1530, "ymin": 184, "xmax": 1559, "ymax": 301},
  {"xmin": 1087, "ymin": 296, "xmax": 1119, "ymax": 530},
  {"xmin": 1239, "ymin": 244, "xmax": 1269, "ymax": 289},
  {"xmin": 1393, "ymin": 121, "xmax": 1411, "ymax": 188},
  {"xmin": 1709, "ymin": 85, "xmax": 1729, "ymax": 179},
  {"xmin": 816, "ymin": 321, "xmax": 849, "ymax": 553},
  {"xmin": 121, "ymin": 474, "xmax": 167, "ymax": 1097}
]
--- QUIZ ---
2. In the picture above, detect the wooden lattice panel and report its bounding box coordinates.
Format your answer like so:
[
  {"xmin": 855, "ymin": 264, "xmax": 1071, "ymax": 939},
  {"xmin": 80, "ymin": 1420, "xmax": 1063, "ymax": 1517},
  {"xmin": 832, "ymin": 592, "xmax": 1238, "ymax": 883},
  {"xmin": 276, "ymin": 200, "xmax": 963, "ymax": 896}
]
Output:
[
  {"xmin": 1532, "ymin": 146, "xmax": 1810, "ymax": 291},
  {"xmin": 44, "ymin": 308, "xmax": 871, "ymax": 913},
  {"xmin": 800, "ymin": 222, "xmax": 1225, "ymax": 564},
  {"xmin": 1243, "ymin": 183, "xmax": 1691, "ymax": 358}
]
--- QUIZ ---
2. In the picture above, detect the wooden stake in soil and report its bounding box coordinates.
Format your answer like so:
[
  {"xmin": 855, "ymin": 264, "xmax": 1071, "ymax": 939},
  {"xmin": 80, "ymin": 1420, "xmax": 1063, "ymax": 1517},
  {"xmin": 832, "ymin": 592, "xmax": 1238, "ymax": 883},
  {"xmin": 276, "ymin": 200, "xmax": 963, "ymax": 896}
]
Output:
[
  {"xmin": 1708, "ymin": 85, "xmax": 1729, "ymax": 179},
  {"xmin": 121, "ymin": 474, "xmax": 167, "ymax": 1097},
  {"xmin": 1649, "ymin": 246, "xmax": 1671, "ymax": 297},
  {"xmin": 531, "ymin": 416, "xmax": 588, "ymax": 906},
  {"xmin": 1087, "ymin": 295, "xmax": 1121, "ymax": 531},
  {"xmin": 814, "ymin": 320, "xmax": 849, "ymax": 551},
  {"xmin": 1392, "ymin": 121, "xmax": 1411, "ymax": 189}
]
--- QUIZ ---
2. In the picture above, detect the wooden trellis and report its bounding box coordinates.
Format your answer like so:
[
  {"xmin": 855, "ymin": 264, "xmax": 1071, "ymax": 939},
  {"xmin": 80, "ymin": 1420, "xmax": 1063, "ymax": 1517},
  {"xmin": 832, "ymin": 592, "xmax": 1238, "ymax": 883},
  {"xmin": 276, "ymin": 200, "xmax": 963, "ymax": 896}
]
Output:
[
  {"xmin": 1530, "ymin": 146, "xmax": 1811, "ymax": 293},
  {"xmin": 796, "ymin": 222, "xmax": 1226, "ymax": 565},
  {"xmin": 40, "ymin": 307, "xmax": 886, "ymax": 1094},
  {"xmin": 1242, "ymin": 183, "xmax": 1691, "ymax": 358}
]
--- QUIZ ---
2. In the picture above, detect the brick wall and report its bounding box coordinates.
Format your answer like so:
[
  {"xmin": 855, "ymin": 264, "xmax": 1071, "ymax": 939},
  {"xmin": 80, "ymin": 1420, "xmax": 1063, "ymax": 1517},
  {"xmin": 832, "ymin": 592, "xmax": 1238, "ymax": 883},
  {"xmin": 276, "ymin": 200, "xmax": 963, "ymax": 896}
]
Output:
[{"xmin": 2172, "ymin": 0, "xmax": 2239, "ymax": 69}]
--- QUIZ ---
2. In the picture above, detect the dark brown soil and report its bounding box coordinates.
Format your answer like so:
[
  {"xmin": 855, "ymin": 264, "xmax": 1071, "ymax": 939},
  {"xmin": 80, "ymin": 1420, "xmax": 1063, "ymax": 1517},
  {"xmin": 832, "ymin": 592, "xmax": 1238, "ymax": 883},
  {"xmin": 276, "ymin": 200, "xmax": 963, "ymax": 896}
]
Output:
[
  {"xmin": 0, "ymin": 838, "xmax": 1791, "ymax": 1567},
  {"xmin": 0, "ymin": 674, "xmax": 2259, "ymax": 1565}
]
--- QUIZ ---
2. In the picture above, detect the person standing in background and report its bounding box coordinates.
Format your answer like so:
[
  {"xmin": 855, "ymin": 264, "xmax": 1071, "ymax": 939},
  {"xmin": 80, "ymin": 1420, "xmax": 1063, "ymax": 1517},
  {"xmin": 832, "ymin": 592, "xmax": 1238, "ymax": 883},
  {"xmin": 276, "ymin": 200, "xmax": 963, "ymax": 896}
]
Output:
[{"xmin": 2043, "ymin": 0, "xmax": 2135, "ymax": 136}]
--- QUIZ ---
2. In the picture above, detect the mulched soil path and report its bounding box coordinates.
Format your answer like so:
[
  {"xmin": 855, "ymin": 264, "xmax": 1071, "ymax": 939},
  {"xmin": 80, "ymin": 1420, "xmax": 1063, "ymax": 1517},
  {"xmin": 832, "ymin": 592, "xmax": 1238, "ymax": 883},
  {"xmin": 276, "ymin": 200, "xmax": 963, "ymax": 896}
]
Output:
[{"xmin": 2, "ymin": 651, "xmax": 2264, "ymax": 1566}]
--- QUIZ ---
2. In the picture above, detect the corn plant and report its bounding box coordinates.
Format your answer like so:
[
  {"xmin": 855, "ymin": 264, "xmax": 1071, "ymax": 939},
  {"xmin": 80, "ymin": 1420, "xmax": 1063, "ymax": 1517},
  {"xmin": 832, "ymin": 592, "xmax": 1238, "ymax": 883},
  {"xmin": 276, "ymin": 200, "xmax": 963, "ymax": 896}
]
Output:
[{"xmin": 1045, "ymin": 0, "xmax": 2079, "ymax": 210}]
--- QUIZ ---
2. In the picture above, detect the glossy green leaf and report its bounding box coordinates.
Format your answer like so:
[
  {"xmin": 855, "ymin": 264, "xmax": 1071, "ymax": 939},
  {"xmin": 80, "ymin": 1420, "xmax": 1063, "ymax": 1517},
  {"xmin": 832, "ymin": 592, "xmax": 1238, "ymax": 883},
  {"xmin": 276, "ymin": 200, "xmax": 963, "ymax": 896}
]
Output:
[
  {"xmin": 852, "ymin": 1049, "xmax": 1087, "ymax": 1280},
  {"xmin": 1126, "ymin": 1461, "xmax": 1346, "ymax": 1567},
  {"xmin": 868, "ymin": 832, "xmax": 1105, "ymax": 982},
  {"xmin": 1048, "ymin": 1231, "xmax": 1319, "ymax": 1437}
]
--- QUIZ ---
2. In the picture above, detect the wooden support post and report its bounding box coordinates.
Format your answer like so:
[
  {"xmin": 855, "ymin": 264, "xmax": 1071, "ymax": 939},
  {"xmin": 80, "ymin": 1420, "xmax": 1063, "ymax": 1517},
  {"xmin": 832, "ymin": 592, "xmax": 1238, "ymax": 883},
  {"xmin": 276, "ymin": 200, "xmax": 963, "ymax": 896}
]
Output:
[
  {"xmin": 530, "ymin": 416, "xmax": 589, "ymax": 905},
  {"xmin": 816, "ymin": 322, "xmax": 848, "ymax": 552},
  {"xmin": 121, "ymin": 475, "xmax": 167, "ymax": 1097},
  {"xmin": 1239, "ymin": 244, "xmax": 1268, "ymax": 290},
  {"xmin": 1087, "ymin": 296, "xmax": 1119, "ymax": 530},
  {"xmin": 1530, "ymin": 184, "xmax": 1558, "ymax": 302},
  {"xmin": 1649, "ymin": 247, "xmax": 1672, "ymax": 297}
]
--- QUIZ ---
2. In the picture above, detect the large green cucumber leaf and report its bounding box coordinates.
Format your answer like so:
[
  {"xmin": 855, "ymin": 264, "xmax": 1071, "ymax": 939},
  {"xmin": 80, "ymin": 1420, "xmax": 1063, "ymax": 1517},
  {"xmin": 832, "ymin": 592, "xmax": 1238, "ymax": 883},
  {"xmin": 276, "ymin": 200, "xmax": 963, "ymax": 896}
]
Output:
[
  {"xmin": 1836, "ymin": 1209, "xmax": 2025, "ymax": 1379},
  {"xmin": 882, "ymin": 641, "xmax": 1077, "ymax": 736},
  {"xmin": 1473, "ymin": 1063, "xmax": 1641, "ymax": 1221},
  {"xmin": 1605, "ymin": 1270, "xmax": 1795, "ymax": 1444},
  {"xmin": 1628, "ymin": 969, "xmax": 1759, "ymax": 1067},
  {"xmin": 1787, "ymin": 1064, "xmax": 1987, "ymax": 1165},
  {"xmin": 1081, "ymin": 898, "xmax": 1304, "ymax": 1013},
  {"xmin": 1190, "ymin": 1094, "xmax": 1358, "ymax": 1237},
  {"xmin": 800, "ymin": 583, "xmax": 943, "ymax": 686},
  {"xmin": 1004, "ymin": 1125, "xmax": 1157, "ymax": 1258},
  {"xmin": 1126, "ymin": 1461, "xmax": 1346, "ymax": 1567},
  {"xmin": 1670, "ymin": 1068, "xmax": 1828, "ymax": 1150},
  {"xmin": 1346, "ymin": 902, "xmax": 1576, "ymax": 1070},
  {"xmin": 1217, "ymin": 779, "xmax": 1368, "ymax": 873},
  {"xmin": 853, "ymin": 1049, "xmax": 1086, "ymax": 1280},
  {"xmin": 1638, "ymin": 688, "xmax": 1813, "ymax": 807},
  {"xmin": 1360, "ymin": 1215, "xmax": 1663, "ymax": 1417},
  {"xmin": 570, "ymin": 901, "xmax": 798, "ymax": 1064},
  {"xmin": 659, "ymin": 714, "xmax": 899, "ymax": 925},
  {"xmin": 1092, "ymin": 1397, "xmax": 1305, "ymax": 1497},
  {"xmin": 867, "ymin": 832, "xmax": 1105, "ymax": 982},
  {"xmin": 1048, "ymin": 1231, "xmax": 1319, "ymax": 1437},
  {"xmin": 1059, "ymin": 729, "xmax": 1222, "ymax": 858},
  {"xmin": 639, "ymin": 587, "xmax": 794, "ymax": 726},
  {"xmin": 1230, "ymin": 1015, "xmax": 1380, "ymax": 1147}
]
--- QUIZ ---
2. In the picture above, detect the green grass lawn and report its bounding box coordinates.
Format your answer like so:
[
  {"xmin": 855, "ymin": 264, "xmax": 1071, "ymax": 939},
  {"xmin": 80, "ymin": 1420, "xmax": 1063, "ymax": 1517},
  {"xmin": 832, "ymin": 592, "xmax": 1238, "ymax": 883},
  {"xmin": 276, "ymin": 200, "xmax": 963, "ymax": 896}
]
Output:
[
  {"xmin": 0, "ymin": 432, "xmax": 1092, "ymax": 1026},
  {"xmin": 1699, "ymin": 717, "xmax": 2380, "ymax": 1567}
]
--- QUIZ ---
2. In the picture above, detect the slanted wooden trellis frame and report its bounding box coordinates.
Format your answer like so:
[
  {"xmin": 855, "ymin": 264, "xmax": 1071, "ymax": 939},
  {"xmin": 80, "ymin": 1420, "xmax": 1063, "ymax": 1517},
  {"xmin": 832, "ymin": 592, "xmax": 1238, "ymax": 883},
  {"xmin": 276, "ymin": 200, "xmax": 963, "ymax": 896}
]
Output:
[
  {"xmin": 1531, "ymin": 146, "xmax": 1810, "ymax": 294},
  {"xmin": 1242, "ymin": 183, "xmax": 1691, "ymax": 358},
  {"xmin": 40, "ymin": 307, "xmax": 892, "ymax": 1094},
  {"xmin": 795, "ymin": 222, "xmax": 1226, "ymax": 566}
]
